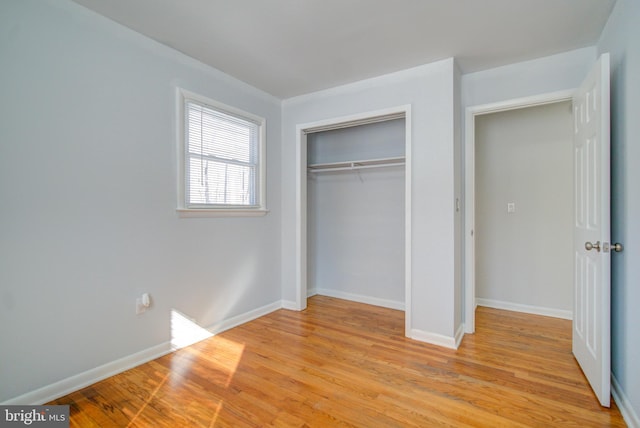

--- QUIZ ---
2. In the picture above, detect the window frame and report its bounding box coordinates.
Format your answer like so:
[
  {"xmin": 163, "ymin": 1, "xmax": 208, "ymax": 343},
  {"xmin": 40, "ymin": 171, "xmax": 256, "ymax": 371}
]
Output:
[{"xmin": 177, "ymin": 88, "xmax": 267, "ymax": 217}]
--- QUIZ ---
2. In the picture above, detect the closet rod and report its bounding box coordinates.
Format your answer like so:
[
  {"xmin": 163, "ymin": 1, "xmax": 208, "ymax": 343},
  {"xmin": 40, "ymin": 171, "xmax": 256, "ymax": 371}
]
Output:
[
  {"xmin": 308, "ymin": 162, "xmax": 405, "ymax": 173},
  {"xmin": 308, "ymin": 157, "xmax": 405, "ymax": 173}
]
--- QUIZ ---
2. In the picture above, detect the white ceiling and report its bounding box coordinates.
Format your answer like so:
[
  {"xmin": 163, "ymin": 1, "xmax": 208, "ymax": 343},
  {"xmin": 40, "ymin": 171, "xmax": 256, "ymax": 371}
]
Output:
[{"xmin": 71, "ymin": 0, "xmax": 615, "ymax": 99}]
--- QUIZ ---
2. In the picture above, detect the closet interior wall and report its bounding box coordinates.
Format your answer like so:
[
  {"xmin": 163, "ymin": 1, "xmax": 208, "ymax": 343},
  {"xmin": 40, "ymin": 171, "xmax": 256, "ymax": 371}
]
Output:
[{"xmin": 306, "ymin": 119, "xmax": 406, "ymax": 309}]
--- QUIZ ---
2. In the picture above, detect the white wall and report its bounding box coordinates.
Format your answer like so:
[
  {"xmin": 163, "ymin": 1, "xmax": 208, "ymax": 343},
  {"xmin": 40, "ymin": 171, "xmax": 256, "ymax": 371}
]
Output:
[
  {"xmin": 598, "ymin": 0, "xmax": 640, "ymax": 423},
  {"xmin": 475, "ymin": 102, "xmax": 573, "ymax": 315},
  {"xmin": 307, "ymin": 120, "xmax": 405, "ymax": 307},
  {"xmin": 0, "ymin": 0, "xmax": 282, "ymax": 403},
  {"xmin": 282, "ymin": 59, "xmax": 462, "ymax": 344},
  {"xmin": 462, "ymin": 47, "xmax": 596, "ymax": 108}
]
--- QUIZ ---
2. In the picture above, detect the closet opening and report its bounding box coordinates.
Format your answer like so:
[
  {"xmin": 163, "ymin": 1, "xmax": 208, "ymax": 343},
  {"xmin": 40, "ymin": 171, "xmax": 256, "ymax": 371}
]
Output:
[
  {"xmin": 464, "ymin": 91, "xmax": 574, "ymax": 333},
  {"xmin": 295, "ymin": 106, "xmax": 412, "ymax": 334}
]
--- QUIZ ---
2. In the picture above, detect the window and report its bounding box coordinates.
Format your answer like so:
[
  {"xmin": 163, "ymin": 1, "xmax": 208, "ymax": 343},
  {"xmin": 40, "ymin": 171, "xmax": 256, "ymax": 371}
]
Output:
[{"xmin": 178, "ymin": 89, "xmax": 266, "ymax": 217}]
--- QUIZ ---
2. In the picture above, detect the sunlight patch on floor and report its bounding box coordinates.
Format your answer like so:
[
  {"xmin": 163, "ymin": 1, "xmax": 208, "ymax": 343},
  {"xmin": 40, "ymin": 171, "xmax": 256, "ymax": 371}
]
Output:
[
  {"xmin": 170, "ymin": 308, "xmax": 245, "ymax": 388},
  {"xmin": 170, "ymin": 309, "xmax": 213, "ymax": 350}
]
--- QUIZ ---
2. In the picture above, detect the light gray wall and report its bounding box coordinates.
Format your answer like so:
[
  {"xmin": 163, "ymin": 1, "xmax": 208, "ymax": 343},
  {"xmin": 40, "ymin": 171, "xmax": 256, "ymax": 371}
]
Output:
[
  {"xmin": 307, "ymin": 119, "xmax": 405, "ymax": 164},
  {"xmin": 282, "ymin": 59, "xmax": 461, "ymax": 341},
  {"xmin": 598, "ymin": 0, "xmax": 640, "ymax": 421},
  {"xmin": 0, "ymin": 0, "xmax": 282, "ymax": 402},
  {"xmin": 475, "ymin": 102, "xmax": 573, "ymax": 313},
  {"xmin": 307, "ymin": 121, "xmax": 405, "ymax": 306},
  {"xmin": 462, "ymin": 47, "xmax": 597, "ymax": 107}
]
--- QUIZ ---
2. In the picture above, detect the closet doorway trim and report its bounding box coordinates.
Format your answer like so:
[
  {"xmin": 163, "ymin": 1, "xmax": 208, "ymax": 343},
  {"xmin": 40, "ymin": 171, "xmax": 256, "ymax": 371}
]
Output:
[{"xmin": 295, "ymin": 105, "xmax": 412, "ymax": 336}]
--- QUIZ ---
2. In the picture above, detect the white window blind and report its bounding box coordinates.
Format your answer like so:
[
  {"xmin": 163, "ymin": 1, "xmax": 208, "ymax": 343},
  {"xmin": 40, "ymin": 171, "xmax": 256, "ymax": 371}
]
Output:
[{"xmin": 185, "ymin": 101, "xmax": 260, "ymax": 208}]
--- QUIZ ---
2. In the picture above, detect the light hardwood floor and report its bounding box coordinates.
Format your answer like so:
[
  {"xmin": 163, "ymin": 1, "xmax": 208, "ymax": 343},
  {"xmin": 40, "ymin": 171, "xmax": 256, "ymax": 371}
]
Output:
[{"xmin": 50, "ymin": 296, "xmax": 626, "ymax": 427}]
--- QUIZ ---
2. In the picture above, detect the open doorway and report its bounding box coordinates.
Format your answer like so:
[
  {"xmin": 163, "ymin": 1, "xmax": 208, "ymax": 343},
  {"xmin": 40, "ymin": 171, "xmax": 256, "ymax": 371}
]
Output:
[
  {"xmin": 475, "ymin": 100, "xmax": 573, "ymax": 316},
  {"xmin": 464, "ymin": 91, "xmax": 574, "ymax": 333}
]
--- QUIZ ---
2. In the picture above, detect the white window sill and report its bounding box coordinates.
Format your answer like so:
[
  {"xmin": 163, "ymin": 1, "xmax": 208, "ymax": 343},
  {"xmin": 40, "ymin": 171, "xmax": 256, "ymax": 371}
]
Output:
[{"xmin": 177, "ymin": 208, "xmax": 269, "ymax": 218}]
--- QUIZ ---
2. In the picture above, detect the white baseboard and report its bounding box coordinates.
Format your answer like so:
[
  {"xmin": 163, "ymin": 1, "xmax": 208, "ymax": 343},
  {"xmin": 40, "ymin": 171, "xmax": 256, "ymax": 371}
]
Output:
[
  {"xmin": 1, "ymin": 342, "xmax": 172, "ymax": 406},
  {"xmin": 612, "ymin": 374, "xmax": 640, "ymax": 428},
  {"xmin": 280, "ymin": 300, "xmax": 301, "ymax": 310},
  {"xmin": 2, "ymin": 300, "xmax": 284, "ymax": 406},
  {"xmin": 454, "ymin": 323, "xmax": 465, "ymax": 348},
  {"xmin": 476, "ymin": 298, "xmax": 572, "ymax": 320},
  {"xmin": 314, "ymin": 288, "xmax": 405, "ymax": 311},
  {"xmin": 410, "ymin": 328, "xmax": 458, "ymax": 350},
  {"xmin": 205, "ymin": 301, "xmax": 282, "ymax": 334}
]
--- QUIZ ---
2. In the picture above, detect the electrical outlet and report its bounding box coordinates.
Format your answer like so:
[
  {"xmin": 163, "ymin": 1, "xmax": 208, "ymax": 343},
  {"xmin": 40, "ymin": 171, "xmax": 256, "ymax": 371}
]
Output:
[
  {"xmin": 136, "ymin": 298, "xmax": 146, "ymax": 315},
  {"xmin": 136, "ymin": 293, "xmax": 151, "ymax": 315},
  {"xmin": 507, "ymin": 202, "xmax": 516, "ymax": 213}
]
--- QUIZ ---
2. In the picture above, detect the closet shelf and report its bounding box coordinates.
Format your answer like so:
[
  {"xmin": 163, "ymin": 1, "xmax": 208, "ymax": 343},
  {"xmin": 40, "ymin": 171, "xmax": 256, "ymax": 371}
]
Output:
[{"xmin": 307, "ymin": 156, "xmax": 405, "ymax": 173}]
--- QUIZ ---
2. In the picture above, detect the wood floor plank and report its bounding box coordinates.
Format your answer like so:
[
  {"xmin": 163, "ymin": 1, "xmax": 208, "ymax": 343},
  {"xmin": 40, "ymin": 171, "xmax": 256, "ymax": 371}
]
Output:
[{"xmin": 49, "ymin": 296, "xmax": 626, "ymax": 427}]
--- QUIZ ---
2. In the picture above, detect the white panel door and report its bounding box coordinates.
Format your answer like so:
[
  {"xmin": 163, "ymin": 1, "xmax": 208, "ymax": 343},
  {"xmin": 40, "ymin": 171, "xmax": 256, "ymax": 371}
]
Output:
[{"xmin": 572, "ymin": 53, "xmax": 611, "ymax": 407}]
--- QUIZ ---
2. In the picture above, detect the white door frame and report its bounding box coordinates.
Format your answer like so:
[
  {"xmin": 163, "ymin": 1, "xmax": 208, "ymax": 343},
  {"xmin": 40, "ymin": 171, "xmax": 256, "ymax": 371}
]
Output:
[
  {"xmin": 464, "ymin": 90, "xmax": 574, "ymax": 333},
  {"xmin": 295, "ymin": 105, "xmax": 413, "ymax": 335}
]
